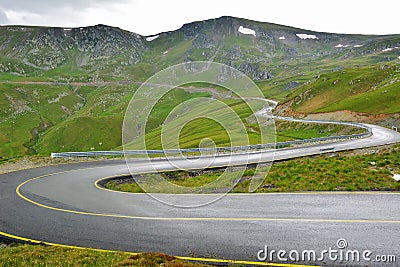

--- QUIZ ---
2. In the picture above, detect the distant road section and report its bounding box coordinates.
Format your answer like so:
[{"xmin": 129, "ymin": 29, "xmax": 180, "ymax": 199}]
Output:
[{"xmin": 51, "ymin": 121, "xmax": 398, "ymax": 169}]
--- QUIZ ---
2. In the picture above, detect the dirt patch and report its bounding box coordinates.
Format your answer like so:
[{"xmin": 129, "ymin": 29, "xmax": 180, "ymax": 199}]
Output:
[
  {"xmin": 0, "ymin": 156, "xmax": 112, "ymax": 174},
  {"xmin": 275, "ymin": 100, "xmax": 400, "ymax": 127},
  {"xmin": 338, "ymin": 144, "xmax": 399, "ymax": 157}
]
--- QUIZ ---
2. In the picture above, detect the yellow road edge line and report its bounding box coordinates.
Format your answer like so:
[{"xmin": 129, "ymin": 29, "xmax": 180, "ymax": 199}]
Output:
[
  {"xmin": 0, "ymin": 230, "xmax": 127, "ymax": 254},
  {"xmin": 0, "ymin": 230, "xmax": 316, "ymax": 267},
  {"xmin": 15, "ymin": 171, "xmax": 400, "ymax": 223}
]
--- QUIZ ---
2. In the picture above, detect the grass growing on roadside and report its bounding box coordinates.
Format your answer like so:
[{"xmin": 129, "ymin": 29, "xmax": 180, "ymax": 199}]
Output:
[
  {"xmin": 274, "ymin": 120, "xmax": 364, "ymax": 142},
  {"xmin": 106, "ymin": 180, "xmax": 145, "ymax": 193},
  {"xmin": 105, "ymin": 145, "xmax": 400, "ymax": 193},
  {"xmin": 0, "ymin": 244, "xmax": 210, "ymax": 267},
  {"xmin": 235, "ymin": 149, "xmax": 399, "ymax": 192}
]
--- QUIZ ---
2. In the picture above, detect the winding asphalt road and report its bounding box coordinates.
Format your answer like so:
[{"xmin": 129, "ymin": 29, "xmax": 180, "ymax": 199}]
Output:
[{"xmin": 1, "ymin": 123, "xmax": 400, "ymax": 266}]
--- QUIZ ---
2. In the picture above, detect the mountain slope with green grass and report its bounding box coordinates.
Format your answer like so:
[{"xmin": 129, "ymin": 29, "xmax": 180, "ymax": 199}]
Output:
[
  {"xmin": 288, "ymin": 64, "xmax": 400, "ymax": 114},
  {"xmin": 0, "ymin": 16, "xmax": 399, "ymax": 159}
]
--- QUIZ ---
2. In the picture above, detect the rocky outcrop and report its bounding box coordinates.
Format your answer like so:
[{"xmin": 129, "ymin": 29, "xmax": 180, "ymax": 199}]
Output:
[{"xmin": 0, "ymin": 25, "xmax": 145, "ymax": 70}]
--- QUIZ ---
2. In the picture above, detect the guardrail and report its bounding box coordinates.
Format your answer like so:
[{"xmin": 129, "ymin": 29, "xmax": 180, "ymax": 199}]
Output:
[{"xmin": 51, "ymin": 117, "xmax": 372, "ymax": 158}]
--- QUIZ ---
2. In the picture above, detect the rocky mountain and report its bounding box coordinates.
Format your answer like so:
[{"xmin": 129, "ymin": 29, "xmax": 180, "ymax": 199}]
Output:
[
  {"xmin": 1, "ymin": 16, "xmax": 399, "ymax": 80},
  {"xmin": 0, "ymin": 24, "xmax": 144, "ymax": 70}
]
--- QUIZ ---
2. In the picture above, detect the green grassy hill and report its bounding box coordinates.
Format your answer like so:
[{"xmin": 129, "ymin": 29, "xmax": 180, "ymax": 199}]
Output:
[{"xmin": 288, "ymin": 64, "xmax": 400, "ymax": 114}]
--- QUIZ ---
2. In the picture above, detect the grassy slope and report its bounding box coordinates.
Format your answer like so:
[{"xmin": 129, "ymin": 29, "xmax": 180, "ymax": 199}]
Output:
[
  {"xmin": 34, "ymin": 84, "xmax": 133, "ymax": 154},
  {"xmin": 274, "ymin": 120, "xmax": 363, "ymax": 142},
  {"xmin": 0, "ymin": 82, "xmax": 140, "ymax": 157},
  {"xmin": 133, "ymin": 97, "xmax": 255, "ymax": 150},
  {"xmin": 1, "ymin": 64, "xmax": 395, "ymax": 158},
  {"xmin": 131, "ymin": 94, "xmax": 362, "ymax": 151},
  {"xmin": 36, "ymin": 116, "xmax": 123, "ymax": 153},
  {"xmin": 0, "ymin": 83, "xmax": 85, "ymax": 158},
  {"xmin": 37, "ymin": 88, "xmax": 212, "ymax": 154},
  {"xmin": 0, "ymin": 244, "xmax": 208, "ymax": 267},
  {"xmin": 289, "ymin": 64, "xmax": 400, "ymax": 114}
]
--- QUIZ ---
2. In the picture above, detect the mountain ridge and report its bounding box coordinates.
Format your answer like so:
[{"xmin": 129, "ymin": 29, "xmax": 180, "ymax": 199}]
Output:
[{"xmin": 1, "ymin": 16, "xmax": 399, "ymax": 81}]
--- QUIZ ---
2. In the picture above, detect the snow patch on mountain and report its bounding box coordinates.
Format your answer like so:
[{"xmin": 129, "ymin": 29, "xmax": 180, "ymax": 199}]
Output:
[
  {"xmin": 296, "ymin": 33, "xmax": 318, "ymax": 40},
  {"xmin": 146, "ymin": 35, "xmax": 159, "ymax": 42},
  {"xmin": 335, "ymin": 44, "xmax": 350, "ymax": 48},
  {"xmin": 238, "ymin": 26, "xmax": 256, "ymax": 37}
]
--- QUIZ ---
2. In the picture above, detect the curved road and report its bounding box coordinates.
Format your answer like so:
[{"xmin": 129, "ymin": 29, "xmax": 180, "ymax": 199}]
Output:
[{"xmin": 1, "ymin": 124, "xmax": 400, "ymax": 266}]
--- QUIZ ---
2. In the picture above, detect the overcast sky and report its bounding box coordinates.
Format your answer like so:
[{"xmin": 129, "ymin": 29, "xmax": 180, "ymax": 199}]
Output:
[{"xmin": 0, "ymin": 0, "xmax": 399, "ymax": 36}]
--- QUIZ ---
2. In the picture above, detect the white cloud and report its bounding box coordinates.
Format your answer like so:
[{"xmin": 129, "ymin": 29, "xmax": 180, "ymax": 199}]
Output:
[
  {"xmin": 3, "ymin": 10, "xmax": 41, "ymax": 25},
  {"xmin": 0, "ymin": 8, "xmax": 8, "ymax": 24}
]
